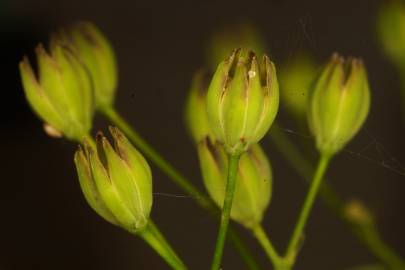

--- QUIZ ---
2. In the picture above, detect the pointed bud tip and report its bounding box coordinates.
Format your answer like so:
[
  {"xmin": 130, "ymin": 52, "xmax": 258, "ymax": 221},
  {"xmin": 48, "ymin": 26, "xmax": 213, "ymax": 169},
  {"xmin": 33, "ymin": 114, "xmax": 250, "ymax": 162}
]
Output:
[
  {"xmin": 19, "ymin": 56, "xmax": 37, "ymax": 81},
  {"xmin": 108, "ymin": 126, "xmax": 123, "ymax": 138}
]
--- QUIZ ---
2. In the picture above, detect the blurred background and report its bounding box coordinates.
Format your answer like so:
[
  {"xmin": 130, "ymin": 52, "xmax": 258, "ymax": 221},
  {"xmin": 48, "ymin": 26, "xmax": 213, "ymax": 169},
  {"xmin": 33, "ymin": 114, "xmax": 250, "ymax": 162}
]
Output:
[{"xmin": 1, "ymin": 0, "xmax": 405, "ymax": 269}]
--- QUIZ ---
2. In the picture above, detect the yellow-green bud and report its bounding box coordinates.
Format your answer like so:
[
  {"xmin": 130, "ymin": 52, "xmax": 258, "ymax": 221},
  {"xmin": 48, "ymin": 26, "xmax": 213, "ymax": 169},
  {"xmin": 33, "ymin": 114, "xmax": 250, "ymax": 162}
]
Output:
[
  {"xmin": 184, "ymin": 69, "xmax": 215, "ymax": 143},
  {"xmin": 197, "ymin": 139, "xmax": 272, "ymax": 228},
  {"xmin": 74, "ymin": 127, "xmax": 153, "ymax": 233},
  {"xmin": 308, "ymin": 54, "xmax": 370, "ymax": 155},
  {"xmin": 206, "ymin": 23, "xmax": 266, "ymax": 71},
  {"xmin": 56, "ymin": 22, "xmax": 118, "ymax": 110},
  {"xmin": 377, "ymin": 1, "xmax": 405, "ymax": 68},
  {"xmin": 344, "ymin": 199, "xmax": 374, "ymax": 227},
  {"xmin": 206, "ymin": 49, "xmax": 279, "ymax": 155},
  {"xmin": 19, "ymin": 43, "xmax": 93, "ymax": 141},
  {"xmin": 279, "ymin": 53, "xmax": 317, "ymax": 122}
]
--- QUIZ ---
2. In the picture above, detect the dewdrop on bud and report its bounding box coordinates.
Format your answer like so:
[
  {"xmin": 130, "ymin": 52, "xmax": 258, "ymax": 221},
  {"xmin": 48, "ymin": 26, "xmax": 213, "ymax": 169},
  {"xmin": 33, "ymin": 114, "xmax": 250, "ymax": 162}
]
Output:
[
  {"xmin": 197, "ymin": 139, "xmax": 272, "ymax": 228},
  {"xmin": 307, "ymin": 53, "xmax": 370, "ymax": 156},
  {"xmin": 55, "ymin": 21, "xmax": 118, "ymax": 110},
  {"xmin": 19, "ymin": 43, "xmax": 93, "ymax": 141},
  {"xmin": 206, "ymin": 48, "xmax": 279, "ymax": 155},
  {"xmin": 74, "ymin": 127, "xmax": 153, "ymax": 233}
]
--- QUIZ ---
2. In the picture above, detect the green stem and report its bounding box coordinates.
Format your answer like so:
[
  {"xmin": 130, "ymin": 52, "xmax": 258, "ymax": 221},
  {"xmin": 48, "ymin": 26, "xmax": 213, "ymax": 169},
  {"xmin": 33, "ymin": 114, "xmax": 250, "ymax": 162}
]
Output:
[
  {"xmin": 269, "ymin": 126, "xmax": 405, "ymax": 268},
  {"xmin": 211, "ymin": 154, "xmax": 240, "ymax": 270},
  {"xmin": 285, "ymin": 154, "xmax": 331, "ymax": 260},
  {"xmin": 352, "ymin": 224, "xmax": 405, "ymax": 270},
  {"xmin": 139, "ymin": 221, "xmax": 187, "ymax": 270},
  {"xmin": 227, "ymin": 230, "xmax": 261, "ymax": 270},
  {"xmin": 251, "ymin": 224, "xmax": 284, "ymax": 269},
  {"xmin": 101, "ymin": 107, "xmax": 261, "ymax": 270},
  {"xmin": 269, "ymin": 126, "xmax": 342, "ymax": 212},
  {"xmin": 101, "ymin": 107, "xmax": 211, "ymax": 210},
  {"xmin": 147, "ymin": 220, "xmax": 186, "ymax": 267}
]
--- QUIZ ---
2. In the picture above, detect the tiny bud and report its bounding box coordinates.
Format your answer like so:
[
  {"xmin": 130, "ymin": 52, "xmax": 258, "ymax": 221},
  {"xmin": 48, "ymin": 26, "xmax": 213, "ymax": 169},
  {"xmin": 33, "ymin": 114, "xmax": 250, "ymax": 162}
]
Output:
[
  {"xmin": 377, "ymin": 1, "xmax": 405, "ymax": 68},
  {"xmin": 279, "ymin": 53, "xmax": 317, "ymax": 124},
  {"xmin": 184, "ymin": 69, "xmax": 216, "ymax": 143},
  {"xmin": 307, "ymin": 53, "xmax": 370, "ymax": 155},
  {"xmin": 345, "ymin": 199, "xmax": 374, "ymax": 226},
  {"xmin": 197, "ymin": 139, "xmax": 272, "ymax": 228}
]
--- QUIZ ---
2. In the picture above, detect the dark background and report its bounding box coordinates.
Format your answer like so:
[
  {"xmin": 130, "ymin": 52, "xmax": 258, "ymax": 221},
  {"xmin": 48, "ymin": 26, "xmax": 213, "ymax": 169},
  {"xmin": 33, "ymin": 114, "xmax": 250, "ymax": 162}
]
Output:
[{"xmin": 1, "ymin": 0, "xmax": 405, "ymax": 269}]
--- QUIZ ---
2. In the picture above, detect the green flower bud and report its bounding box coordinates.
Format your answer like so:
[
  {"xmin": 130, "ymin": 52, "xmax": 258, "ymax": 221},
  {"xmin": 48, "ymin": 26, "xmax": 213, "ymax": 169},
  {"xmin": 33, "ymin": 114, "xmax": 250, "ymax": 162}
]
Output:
[
  {"xmin": 184, "ymin": 69, "xmax": 215, "ymax": 143},
  {"xmin": 206, "ymin": 23, "xmax": 266, "ymax": 71},
  {"xmin": 279, "ymin": 53, "xmax": 317, "ymax": 122},
  {"xmin": 56, "ymin": 22, "xmax": 118, "ymax": 110},
  {"xmin": 206, "ymin": 49, "xmax": 279, "ymax": 155},
  {"xmin": 197, "ymin": 139, "xmax": 272, "ymax": 228},
  {"xmin": 344, "ymin": 199, "xmax": 374, "ymax": 227},
  {"xmin": 74, "ymin": 127, "xmax": 153, "ymax": 233},
  {"xmin": 308, "ymin": 54, "xmax": 370, "ymax": 155},
  {"xmin": 377, "ymin": 1, "xmax": 405, "ymax": 68},
  {"xmin": 19, "ymin": 43, "xmax": 93, "ymax": 141}
]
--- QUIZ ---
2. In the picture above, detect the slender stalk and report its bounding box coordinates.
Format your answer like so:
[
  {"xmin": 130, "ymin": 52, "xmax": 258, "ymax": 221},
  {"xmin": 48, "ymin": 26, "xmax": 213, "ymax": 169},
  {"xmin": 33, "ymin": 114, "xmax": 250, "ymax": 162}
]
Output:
[
  {"xmin": 147, "ymin": 220, "xmax": 186, "ymax": 267},
  {"xmin": 101, "ymin": 107, "xmax": 211, "ymax": 210},
  {"xmin": 139, "ymin": 221, "xmax": 187, "ymax": 270},
  {"xmin": 227, "ymin": 230, "xmax": 261, "ymax": 270},
  {"xmin": 269, "ymin": 126, "xmax": 405, "ymax": 268},
  {"xmin": 101, "ymin": 107, "xmax": 261, "ymax": 270},
  {"xmin": 251, "ymin": 225, "xmax": 284, "ymax": 269},
  {"xmin": 269, "ymin": 126, "xmax": 342, "ymax": 212},
  {"xmin": 211, "ymin": 154, "xmax": 240, "ymax": 270},
  {"xmin": 285, "ymin": 154, "xmax": 331, "ymax": 260},
  {"xmin": 351, "ymin": 224, "xmax": 405, "ymax": 270}
]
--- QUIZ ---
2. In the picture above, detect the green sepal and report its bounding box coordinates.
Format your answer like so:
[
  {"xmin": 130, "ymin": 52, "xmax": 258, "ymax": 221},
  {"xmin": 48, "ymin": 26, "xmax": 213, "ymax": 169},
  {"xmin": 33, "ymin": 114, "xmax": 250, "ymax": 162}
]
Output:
[
  {"xmin": 64, "ymin": 22, "xmax": 118, "ymax": 109},
  {"xmin": 197, "ymin": 139, "xmax": 272, "ymax": 228},
  {"xmin": 19, "ymin": 57, "xmax": 64, "ymax": 135},
  {"xmin": 88, "ymin": 139, "xmax": 139, "ymax": 231},
  {"xmin": 74, "ymin": 145, "xmax": 119, "ymax": 225},
  {"xmin": 97, "ymin": 133, "xmax": 149, "ymax": 231}
]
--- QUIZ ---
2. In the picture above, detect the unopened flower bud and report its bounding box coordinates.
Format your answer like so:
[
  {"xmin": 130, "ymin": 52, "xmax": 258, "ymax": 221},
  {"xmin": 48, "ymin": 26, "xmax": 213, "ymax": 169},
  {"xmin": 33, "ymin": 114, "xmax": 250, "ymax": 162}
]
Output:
[
  {"xmin": 19, "ymin": 43, "xmax": 93, "ymax": 141},
  {"xmin": 74, "ymin": 127, "xmax": 152, "ymax": 233},
  {"xmin": 56, "ymin": 22, "xmax": 118, "ymax": 110},
  {"xmin": 345, "ymin": 199, "xmax": 374, "ymax": 227},
  {"xmin": 377, "ymin": 1, "xmax": 405, "ymax": 68},
  {"xmin": 206, "ymin": 49, "xmax": 279, "ymax": 155},
  {"xmin": 279, "ymin": 53, "xmax": 317, "ymax": 123},
  {"xmin": 308, "ymin": 54, "xmax": 370, "ymax": 155},
  {"xmin": 198, "ymin": 139, "xmax": 272, "ymax": 228},
  {"xmin": 184, "ymin": 69, "xmax": 215, "ymax": 143}
]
